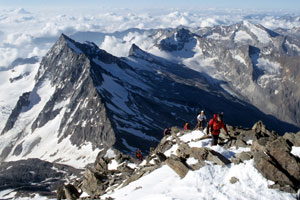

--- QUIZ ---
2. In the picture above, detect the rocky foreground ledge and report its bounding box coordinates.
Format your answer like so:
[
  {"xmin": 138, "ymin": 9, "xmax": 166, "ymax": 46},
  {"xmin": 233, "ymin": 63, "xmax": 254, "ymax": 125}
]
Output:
[{"xmin": 58, "ymin": 121, "xmax": 300, "ymax": 199}]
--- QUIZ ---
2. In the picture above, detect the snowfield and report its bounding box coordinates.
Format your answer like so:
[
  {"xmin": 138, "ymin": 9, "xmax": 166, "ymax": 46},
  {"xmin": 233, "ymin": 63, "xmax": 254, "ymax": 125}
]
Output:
[{"xmin": 102, "ymin": 129, "xmax": 296, "ymax": 200}]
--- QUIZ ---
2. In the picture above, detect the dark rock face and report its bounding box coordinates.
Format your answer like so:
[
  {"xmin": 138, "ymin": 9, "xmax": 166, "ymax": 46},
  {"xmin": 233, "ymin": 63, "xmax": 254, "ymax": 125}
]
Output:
[
  {"xmin": 192, "ymin": 23, "xmax": 300, "ymax": 130},
  {"xmin": 0, "ymin": 158, "xmax": 81, "ymax": 198},
  {"xmin": 1, "ymin": 92, "xmax": 31, "ymax": 135},
  {"xmin": 158, "ymin": 28, "xmax": 197, "ymax": 53},
  {"xmin": 31, "ymin": 35, "xmax": 116, "ymax": 149}
]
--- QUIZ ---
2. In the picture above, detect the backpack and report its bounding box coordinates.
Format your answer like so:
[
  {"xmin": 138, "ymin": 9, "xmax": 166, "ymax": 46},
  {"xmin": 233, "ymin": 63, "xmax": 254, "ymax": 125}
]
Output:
[{"xmin": 164, "ymin": 128, "xmax": 171, "ymax": 136}]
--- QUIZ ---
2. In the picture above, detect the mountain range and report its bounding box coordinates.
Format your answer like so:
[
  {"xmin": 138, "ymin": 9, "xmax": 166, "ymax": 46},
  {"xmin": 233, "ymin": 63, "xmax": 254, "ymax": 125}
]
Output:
[{"xmin": 0, "ymin": 21, "xmax": 299, "ymax": 170}]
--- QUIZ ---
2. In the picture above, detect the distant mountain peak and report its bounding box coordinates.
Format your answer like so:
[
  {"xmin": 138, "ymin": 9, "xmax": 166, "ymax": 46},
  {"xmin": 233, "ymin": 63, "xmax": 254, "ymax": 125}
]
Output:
[{"xmin": 129, "ymin": 43, "xmax": 145, "ymax": 56}]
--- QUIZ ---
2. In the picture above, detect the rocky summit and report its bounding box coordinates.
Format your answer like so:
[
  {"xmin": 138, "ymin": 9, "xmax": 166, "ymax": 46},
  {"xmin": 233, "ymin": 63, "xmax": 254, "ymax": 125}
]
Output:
[{"xmin": 58, "ymin": 121, "xmax": 300, "ymax": 199}]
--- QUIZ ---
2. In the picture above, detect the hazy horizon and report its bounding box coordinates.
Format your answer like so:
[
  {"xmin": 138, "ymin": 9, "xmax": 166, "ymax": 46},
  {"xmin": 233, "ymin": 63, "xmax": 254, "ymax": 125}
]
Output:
[{"xmin": 0, "ymin": 0, "xmax": 300, "ymax": 13}]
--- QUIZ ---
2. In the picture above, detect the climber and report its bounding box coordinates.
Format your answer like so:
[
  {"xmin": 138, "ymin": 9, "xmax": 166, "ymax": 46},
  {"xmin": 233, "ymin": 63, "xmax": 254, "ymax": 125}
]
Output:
[
  {"xmin": 183, "ymin": 122, "xmax": 191, "ymax": 131},
  {"xmin": 206, "ymin": 114, "xmax": 230, "ymax": 146},
  {"xmin": 194, "ymin": 110, "xmax": 207, "ymax": 130},
  {"xmin": 164, "ymin": 127, "xmax": 171, "ymax": 136},
  {"xmin": 136, "ymin": 149, "xmax": 144, "ymax": 161}
]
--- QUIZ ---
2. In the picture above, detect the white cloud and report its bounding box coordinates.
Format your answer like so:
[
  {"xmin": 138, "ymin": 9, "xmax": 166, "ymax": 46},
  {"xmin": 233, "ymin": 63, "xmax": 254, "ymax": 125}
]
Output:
[
  {"xmin": 100, "ymin": 32, "xmax": 156, "ymax": 57},
  {"xmin": 0, "ymin": 7, "xmax": 300, "ymax": 69},
  {"xmin": 5, "ymin": 33, "xmax": 32, "ymax": 46},
  {"xmin": 0, "ymin": 47, "xmax": 18, "ymax": 67}
]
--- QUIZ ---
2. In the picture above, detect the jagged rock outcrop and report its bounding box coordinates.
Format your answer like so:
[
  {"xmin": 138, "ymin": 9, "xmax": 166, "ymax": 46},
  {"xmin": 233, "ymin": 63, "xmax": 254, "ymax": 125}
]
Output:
[{"xmin": 250, "ymin": 122, "xmax": 300, "ymax": 192}]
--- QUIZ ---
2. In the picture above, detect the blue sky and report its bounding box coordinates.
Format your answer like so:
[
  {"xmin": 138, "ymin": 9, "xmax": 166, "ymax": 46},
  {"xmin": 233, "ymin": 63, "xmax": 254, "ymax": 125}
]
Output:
[{"xmin": 0, "ymin": 0, "xmax": 299, "ymax": 11}]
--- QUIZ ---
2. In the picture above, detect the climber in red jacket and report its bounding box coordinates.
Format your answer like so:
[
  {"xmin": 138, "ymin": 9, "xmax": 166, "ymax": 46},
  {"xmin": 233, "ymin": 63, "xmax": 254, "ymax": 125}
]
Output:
[{"xmin": 207, "ymin": 114, "xmax": 230, "ymax": 146}]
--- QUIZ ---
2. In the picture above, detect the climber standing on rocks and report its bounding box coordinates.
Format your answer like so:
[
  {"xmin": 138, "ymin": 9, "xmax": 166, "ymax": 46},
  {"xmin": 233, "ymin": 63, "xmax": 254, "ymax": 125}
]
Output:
[
  {"xmin": 207, "ymin": 113, "xmax": 230, "ymax": 146},
  {"xmin": 194, "ymin": 110, "xmax": 207, "ymax": 130}
]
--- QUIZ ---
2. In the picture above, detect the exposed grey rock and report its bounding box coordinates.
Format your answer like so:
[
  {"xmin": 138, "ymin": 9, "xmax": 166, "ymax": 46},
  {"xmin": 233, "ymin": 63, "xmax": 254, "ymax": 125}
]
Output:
[
  {"xmin": 81, "ymin": 169, "xmax": 107, "ymax": 197},
  {"xmin": 253, "ymin": 150, "xmax": 295, "ymax": 187},
  {"xmin": 237, "ymin": 151, "xmax": 253, "ymax": 161},
  {"xmin": 56, "ymin": 185, "xmax": 66, "ymax": 200},
  {"xmin": 64, "ymin": 184, "xmax": 81, "ymax": 200},
  {"xmin": 230, "ymin": 177, "xmax": 239, "ymax": 184},
  {"xmin": 234, "ymin": 139, "xmax": 249, "ymax": 148},
  {"xmin": 188, "ymin": 147, "xmax": 231, "ymax": 167},
  {"xmin": 1, "ymin": 92, "xmax": 31, "ymax": 134},
  {"xmin": 176, "ymin": 143, "xmax": 190, "ymax": 159},
  {"xmin": 252, "ymin": 135, "xmax": 300, "ymax": 192},
  {"xmin": 189, "ymin": 161, "xmax": 206, "ymax": 171},
  {"xmin": 283, "ymin": 132, "xmax": 300, "ymax": 146},
  {"xmin": 122, "ymin": 171, "xmax": 145, "ymax": 188},
  {"xmin": 266, "ymin": 138, "xmax": 300, "ymax": 185},
  {"xmin": 165, "ymin": 156, "xmax": 189, "ymax": 179},
  {"xmin": 156, "ymin": 152, "xmax": 167, "ymax": 162},
  {"xmin": 268, "ymin": 183, "xmax": 297, "ymax": 193},
  {"xmin": 230, "ymin": 151, "xmax": 253, "ymax": 164}
]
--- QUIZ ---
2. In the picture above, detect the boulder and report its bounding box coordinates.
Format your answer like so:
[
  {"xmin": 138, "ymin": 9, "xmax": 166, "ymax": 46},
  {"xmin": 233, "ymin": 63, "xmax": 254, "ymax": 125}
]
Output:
[
  {"xmin": 268, "ymin": 183, "xmax": 296, "ymax": 193},
  {"xmin": 283, "ymin": 132, "xmax": 300, "ymax": 147},
  {"xmin": 207, "ymin": 149, "xmax": 231, "ymax": 166},
  {"xmin": 252, "ymin": 137, "xmax": 300, "ymax": 192},
  {"xmin": 237, "ymin": 151, "xmax": 252, "ymax": 161},
  {"xmin": 266, "ymin": 138, "xmax": 300, "ymax": 186},
  {"xmin": 166, "ymin": 156, "xmax": 189, "ymax": 179},
  {"xmin": 156, "ymin": 152, "xmax": 167, "ymax": 162},
  {"xmin": 122, "ymin": 171, "xmax": 145, "ymax": 187},
  {"xmin": 189, "ymin": 160, "xmax": 206, "ymax": 171},
  {"xmin": 176, "ymin": 143, "xmax": 191, "ymax": 158},
  {"xmin": 117, "ymin": 164, "xmax": 134, "ymax": 176},
  {"xmin": 224, "ymin": 137, "xmax": 249, "ymax": 149},
  {"xmin": 236, "ymin": 130, "xmax": 255, "ymax": 143},
  {"xmin": 188, "ymin": 147, "xmax": 231, "ymax": 166},
  {"xmin": 170, "ymin": 126, "xmax": 180, "ymax": 135},
  {"xmin": 156, "ymin": 140, "xmax": 174, "ymax": 154},
  {"xmin": 94, "ymin": 157, "xmax": 108, "ymax": 172},
  {"xmin": 251, "ymin": 137, "xmax": 268, "ymax": 152},
  {"xmin": 252, "ymin": 121, "xmax": 278, "ymax": 142},
  {"xmin": 81, "ymin": 169, "xmax": 107, "ymax": 197},
  {"xmin": 234, "ymin": 139, "xmax": 249, "ymax": 148},
  {"xmin": 230, "ymin": 151, "xmax": 252, "ymax": 164},
  {"xmin": 63, "ymin": 184, "xmax": 81, "ymax": 200},
  {"xmin": 230, "ymin": 177, "xmax": 239, "ymax": 184},
  {"xmin": 253, "ymin": 150, "xmax": 295, "ymax": 188},
  {"xmin": 56, "ymin": 185, "xmax": 66, "ymax": 200}
]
